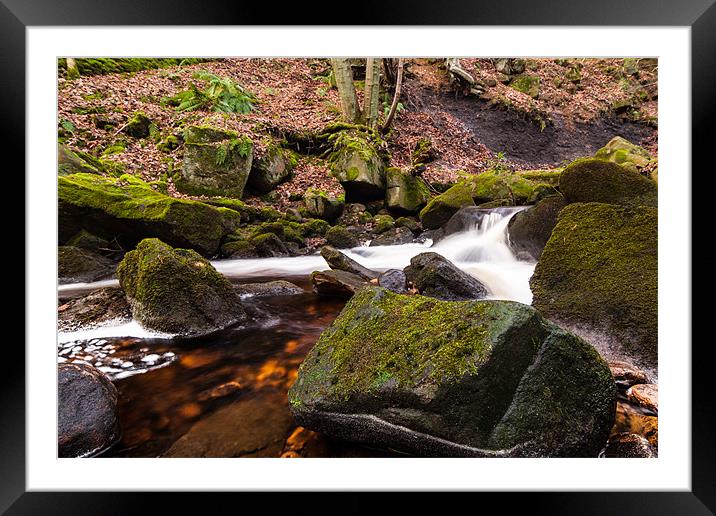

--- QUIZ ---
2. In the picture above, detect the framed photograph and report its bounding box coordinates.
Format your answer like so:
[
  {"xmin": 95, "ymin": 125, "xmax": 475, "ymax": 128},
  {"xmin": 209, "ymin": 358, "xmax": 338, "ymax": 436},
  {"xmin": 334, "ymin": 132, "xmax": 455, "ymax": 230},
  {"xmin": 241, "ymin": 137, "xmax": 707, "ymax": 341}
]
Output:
[{"xmin": 8, "ymin": 0, "xmax": 710, "ymax": 512}]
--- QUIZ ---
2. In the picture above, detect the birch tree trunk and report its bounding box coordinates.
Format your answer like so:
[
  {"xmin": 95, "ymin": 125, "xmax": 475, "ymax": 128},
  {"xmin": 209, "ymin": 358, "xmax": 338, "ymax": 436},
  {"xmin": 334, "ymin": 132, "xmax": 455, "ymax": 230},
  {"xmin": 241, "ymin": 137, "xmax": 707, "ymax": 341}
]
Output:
[
  {"xmin": 364, "ymin": 58, "xmax": 382, "ymax": 129},
  {"xmin": 66, "ymin": 57, "xmax": 80, "ymax": 80},
  {"xmin": 330, "ymin": 58, "xmax": 361, "ymax": 123}
]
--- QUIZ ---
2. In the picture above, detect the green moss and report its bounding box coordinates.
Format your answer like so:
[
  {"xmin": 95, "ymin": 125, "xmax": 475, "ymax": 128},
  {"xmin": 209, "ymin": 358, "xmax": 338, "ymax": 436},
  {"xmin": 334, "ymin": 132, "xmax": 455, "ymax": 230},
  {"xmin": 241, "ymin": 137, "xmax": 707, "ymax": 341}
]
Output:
[
  {"xmin": 510, "ymin": 74, "xmax": 540, "ymax": 98},
  {"xmin": 517, "ymin": 169, "xmax": 562, "ymax": 186},
  {"xmin": 594, "ymin": 136, "xmax": 653, "ymax": 172},
  {"xmin": 530, "ymin": 202, "xmax": 657, "ymax": 367},
  {"xmin": 419, "ymin": 182, "xmax": 475, "ymax": 229},
  {"xmin": 101, "ymin": 140, "xmax": 127, "ymax": 156},
  {"xmin": 309, "ymin": 288, "xmax": 493, "ymax": 397},
  {"xmin": 123, "ymin": 112, "xmax": 152, "ymax": 139},
  {"xmin": 372, "ymin": 214, "xmax": 395, "ymax": 234},
  {"xmin": 157, "ymin": 135, "xmax": 180, "ymax": 153},
  {"xmin": 58, "ymin": 145, "xmax": 124, "ymax": 177},
  {"xmin": 58, "ymin": 58, "xmax": 210, "ymax": 77},
  {"xmin": 386, "ymin": 168, "xmax": 431, "ymax": 213},
  {"xmin": 411, "ymin": 137, "xmax": 436, "ymax": 165},
  {"xmin": 560, "ymin": 158, "xmax": 657, "ymax": 207}
]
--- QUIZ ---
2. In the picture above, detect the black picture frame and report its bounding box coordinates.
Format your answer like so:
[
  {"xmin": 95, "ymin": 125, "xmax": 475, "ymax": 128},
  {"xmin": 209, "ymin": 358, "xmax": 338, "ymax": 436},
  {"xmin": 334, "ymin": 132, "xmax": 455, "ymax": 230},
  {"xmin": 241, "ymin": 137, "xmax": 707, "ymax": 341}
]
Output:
[{"xmin": 7, "ymin": 0, "xmax": 710, "ymax": 513}]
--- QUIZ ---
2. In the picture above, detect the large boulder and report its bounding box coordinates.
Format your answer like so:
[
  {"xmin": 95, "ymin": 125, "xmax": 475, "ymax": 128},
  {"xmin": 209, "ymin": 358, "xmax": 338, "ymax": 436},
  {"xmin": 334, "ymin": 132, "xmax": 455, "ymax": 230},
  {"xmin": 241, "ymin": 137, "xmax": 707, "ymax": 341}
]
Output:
[
  {"xmin": 404, "ymin": 252, "xmax": 489, "ymax": 301},
  {"xmin": 385, "ymin": 168, "xmax": 430, "ymax": 213},
  {"xmin": 530, "ymin": 203, "xmax": 657, "ymax": 368},
  {"xmin": 507, "ymin": 196, "xmax": 566, "ymax": 260},
  {"xmin": 58, "ymin": 246, "xmax": 116, "ymax": 284},
  {"xmin": 289, "ymin": 287, "xmax": 617, "ymax": 457},
  {"xmin": 320, "ymin": 246, "xmax": 379, "ymax": 280},
  {"xmin": 560, "ymin": 158, "xmax": 657, "ymax": 207},
  {"xmin": 304, "ymin": 189, "xmax": 345, "ymax": 222},
  {"xmin": 176, "ymin": 125, "xmax": 253, "ymax": 198},
  {"xmin": 59, "ymin": 173, "xmax": 235, "ymax": 256},
  {"xmin": 116, "ymin": 238, "xmax": 245, "ymax": 336},
  {"xmin": 328, "ymin": 130, "xmax": 386, "ymax": 201},
  {"xmin": 58, "ymin": 362, "xmax": 120, "ymax": 457},
  {"xmin": 594, "ymin": 136, "xmax": 653, "ymax": 174},
  {"xmin": 247, "ymin": 143, "xmax": 296, "ymax": 193}
]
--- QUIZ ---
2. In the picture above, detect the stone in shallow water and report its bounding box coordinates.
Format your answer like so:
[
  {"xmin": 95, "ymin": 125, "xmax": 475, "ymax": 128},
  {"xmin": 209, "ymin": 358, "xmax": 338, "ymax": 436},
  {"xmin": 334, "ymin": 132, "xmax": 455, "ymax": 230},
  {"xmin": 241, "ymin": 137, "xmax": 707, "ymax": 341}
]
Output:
[
  {"xmin": 320, "ymin": 246, "xmax": 378, "ymax": 281},
  {"xmin": 311, "ymin": 270, "xmax": 367, "ymax": 299},
  {"xmin": 608, "ymin": 360, "xmax": 650, "ymax": 391},
  {"xmin": 234, "ymin": 280, "xmax": 304, "ymax": 298},
  {"xmin": 58, "ymin": 287, "xmax": 131, "ymax": 332},
  {"xmin": 627, "ymin": 383, "xmax": 658, "ymax": 414},
  {"xmin": 289, "ymin": 287, "xmax": 616, "ymax": 457},
  {"xmin": 369, "ymin": 227, "xmax": 414, "ymax": 247},
  {"xmin": 404, "ymin": 252, "xmax": 489, "ymax": 301},
  {"xmin": 604, "ymin": 433, "xmax": 656, "ymax": 458},
  {"xmin": 58, "ymin": 362, "xmax": 120, "ymax": 457},
  {"xmin": 378, "ymin": 269, "xmax": 408, "ymax": 294}
]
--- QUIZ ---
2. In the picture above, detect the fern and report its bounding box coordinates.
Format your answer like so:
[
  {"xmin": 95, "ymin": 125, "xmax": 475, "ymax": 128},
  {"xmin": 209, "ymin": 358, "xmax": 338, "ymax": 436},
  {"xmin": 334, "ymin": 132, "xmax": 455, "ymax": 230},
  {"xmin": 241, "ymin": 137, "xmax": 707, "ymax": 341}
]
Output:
[
  {"xmin": 168, "ymin": 71, "xmax": 258, "ymax": 114},
  {"xmin": 215, "ymin": 137, "xmax": 252, "ymax": 166}
]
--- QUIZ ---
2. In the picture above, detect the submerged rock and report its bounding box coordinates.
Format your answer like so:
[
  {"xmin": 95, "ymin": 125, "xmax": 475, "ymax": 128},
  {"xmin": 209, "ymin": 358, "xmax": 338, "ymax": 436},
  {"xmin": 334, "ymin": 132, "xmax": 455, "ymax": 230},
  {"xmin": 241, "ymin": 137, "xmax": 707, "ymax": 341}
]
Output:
[
  {"xmin": 234, "ymin": 280, "xmax": 304, "ymax": 298},
  {"xmin": 58, "ymin": 287, "xmax": 131, "ymax": 332},
  {"xmin": 58, "ymin": 246, "xmax": 116, "ymax": 284},
  {"xmin": 369, "ymin": 227, "xmax": 414, "ymax": 246},
  {"xmin": 320, "ymin": 246, "xmax": 379, "ymax": 281},
  {"xmin": 604, "ymin": 433, "xmax": 656, "ymax": 458},
  {"xmin": 507, "ymin": 196, "xmax": 565, "ymax": 261},
  {"xmin": 176, "ymin": 125, "xmax": 253, "ymax": 198},
  {"xmin": 311, "ymin": 270, "xmax": 367, "ymax": 299},
  {"xmin": 560, "ymin": 158, "xmax": 657, "ymax": 207},
  {"xmin": 59, "ymin": 173, "xmax": 234, "ymax": 256},
  {"xmin": 289, "ymin": 287, "xmax": 617, "ymax": 457},
  {"xmin": 59, "ymin": 362, "xmax": 120, "ymax": 457},
  {"xmin": 627, "ymin": 384, "xmax": 658, "ymax": 414},
  {"xmin": 530, "ymin": 203, "xmax": 657, "ymax": 369},
  {"xmin": 116, "ymin": 238, "xmax": 245, "ymax": 336},
  {"xmin": 608, "ymin": 360, "xmax": 650, "ymax": 391},
  {"xmin": 404, "ymin": 252, "xmax": 489, "ymax": 301}
]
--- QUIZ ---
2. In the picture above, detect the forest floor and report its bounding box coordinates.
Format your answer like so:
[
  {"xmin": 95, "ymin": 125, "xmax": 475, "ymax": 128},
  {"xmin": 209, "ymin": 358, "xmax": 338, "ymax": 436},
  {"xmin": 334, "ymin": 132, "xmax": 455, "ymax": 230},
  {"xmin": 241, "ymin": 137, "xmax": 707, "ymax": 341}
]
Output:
[{"xmin": 58, "ymin": 57, "xmax": 658, "ymax": 210}]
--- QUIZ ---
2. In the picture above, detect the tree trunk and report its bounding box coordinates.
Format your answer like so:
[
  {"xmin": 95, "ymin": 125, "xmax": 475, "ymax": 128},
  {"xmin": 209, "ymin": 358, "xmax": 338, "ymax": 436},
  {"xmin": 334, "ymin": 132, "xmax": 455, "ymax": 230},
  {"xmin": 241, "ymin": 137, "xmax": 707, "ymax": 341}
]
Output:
[
  {"xmin": 66, "ymin": 57, "xmax": 80, "ymax": 80},
  {"xmin": 364, "ymin": 58, "xmax": 382, "ymax": 129},
  {"xmin": 381, "ymin": 58, "xmax": 405, "ymax": 134},
  {"xmin": 330, "ymin": 58, "xmax": 361, "ymax": 123},
  {"xmin": 382, "ymin": 58, "xmax": 399, "ymax": 86}
]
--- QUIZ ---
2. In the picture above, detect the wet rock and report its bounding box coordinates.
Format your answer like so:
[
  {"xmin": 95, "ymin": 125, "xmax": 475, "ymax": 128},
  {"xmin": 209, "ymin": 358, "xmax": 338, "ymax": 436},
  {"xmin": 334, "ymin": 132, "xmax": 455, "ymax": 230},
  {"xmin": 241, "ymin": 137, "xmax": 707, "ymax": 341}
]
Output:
[
  {"xmin": 627, "ymin": 384, "xmax": 658, "ymax": 414},
  {"xmin": 311, "ymin": 270, "xmax": 367, "ymax": 299},
  {"xmin": 385, "ymin": 168, "xmax": 430, "ymax": 213},
  {"xmin": 304, "ymin": 189, "xmax": 345, "ymax": 222},
  {"xmin": 247, "ymin": 144, "xmax": 295, "ymax": 193},
  {"xmin": 395, "ymin": 216, "xmax": 421, "ymax": 234},
  {"xmin": 419, "ymin": 183, "xmax": 475, "ymax": 229},
  {"xmin": 220, "ymin": 239, "xmax": 259, "ymax": 259},
  {"xmin": 59, "ymin": 362, "xmax": 120, "ymax": 457},
  {"xmin": 560, "ymin": 158, "xmax": 657, "ymax": 207},
  {"xmin": 507, "ymin": 196, "xmax": 566, "ymax": 260},
  {"xmin": 251, "ymin": 233, "xmax": 289, "ymax": 257},
  {"xmin": 604, "ymin": 433, "xmax": 656, "ymax": 458},
  {"xmin": 442, "ymin": 206, "xmax": 493, "ymax": 237},
  {"xmin": 116, "ymin": 238, "xmax": 245, "ymax": 336},
  {"xmin": 58, "ymin": 246, "xmax": 116, "ymax": 284},
  {"xmin": 415, "ymin": 228, "xmax": 444, "ymax": 244},
  {"xmin": 290, "ymin": 287, "xmax": 617, "ymax": 457},
  {"xmin": 66, "ymin": 229, "xmax": 112, "ymax": 252},
  {"xmin": 176, "ymin": 125, "xmax": 253, "ymax": 198},
  {"xmin": 378, "ymin": 269, "xmax": 408, "ymax": 293},
  {"xmin": 404, "ymin": 252, "xmax": 489, "ymax": 301},
  {"xmin": 234, "ymin": 280, "xmax": 304, "ymax": 298},
  {"xmin": 608, "ymin": 360, "xmax": 650, "ymax": 390},
  {"xmin": 320, "ymin": 246, "xmax": 379, "ymax": 280},
  {"xmin": 58, "ymin": 287, "xmax": 131, "ymax": 332},
  {"xmin": 164, "ymin": 395, "xmax": 292, "ymax": 457},
  {"xmin": 530, "ymin": 203, "xmax": 657, "ymax": 368},
  {"xmin": 369, "ymin": 227, "xmax": 414, "ymax": 247},
  {"xmin": 325, "ymin": 225, "xmax": 361, "ymax": 249},
  {"xmin": 197, "ymin": 381, "xmax": 242, "ymax": 401}
]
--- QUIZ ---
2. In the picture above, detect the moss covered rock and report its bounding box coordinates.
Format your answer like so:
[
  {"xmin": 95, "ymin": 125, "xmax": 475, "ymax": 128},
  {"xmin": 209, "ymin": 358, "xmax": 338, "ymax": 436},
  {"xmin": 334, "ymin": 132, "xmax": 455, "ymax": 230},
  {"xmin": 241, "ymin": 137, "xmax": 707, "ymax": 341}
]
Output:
[
  {"xmin": 594, "ymin": 136, "xmax": 654, "ymax": 174},
  {"xmin": 116, "ymin": 238, "xmax": 245, "ymax": 336},
  {"xmin": 176, "ymin": 125, "xmax": 253, "ymax": 198},
  {"xmin": 386, "ymin": 168, "xmax": 430, "ymax": 213},
  {"xmin": 58, "ymin": 145, "xmax": 123, "ymax": 177},
  {"xmin": 328, "ymin": 130, "xmax": 386, "ymax": 201},
  {"xmin": 517, "ymin": 169, "xmax": 562, "ymax": 186},
  {"xmin": 304, "ymin": 189, "xmax": 344, "ymax": 222},
  {"xmin": 247, "ymin": 143, "xmax": 296, "ymax": 194},
  {"xmin": 510, "ymin": 74, "xmax": 540, "ymax": 98},
  {"xmin": 325, "ymin": 225, "xmax": 361, "ymax": 249},
  {"xmin": 530, "ymin": 203, "xmax": 657, "ymax": 368},
  {"xmin": 289, "ymin": 287, "xmax": 616, "ymax": 457},
  {"xmin": 370, "ymin": 227, "xmax": 414, "ymax": 246},
  {"xmin": 59, "ymin": 173, "xmax": 231, "ymax": 256},
  {"xmin": 250, "ymin": 232, "xmax": 290, "ymax": 257},
  {"xmin": 321, "ymin": 246, "xmax": 378, "ymax": 280},
  {"xmin": 220, "ymin": 239, "xmax": 258, "ymax": 259},
  {"xmin": 419, "ymin": 183, "xmax": 475, "ymax": 229},
  {"xmin": 58, "ymin": 246, "xmax": 116, "ymax": 284},
  {"xmin": 371, "ymin": 214, "xmax": 395, "ymax": 234},
  {"xmin": 507, "ymin": 196, "xmax": 566, "ymax": 260},
  {"xmin": 560, "ymin": 158, "xmax": 657, "ymax": 207},
  {"xmin": 122, "ymin": 112, "xmax": 152, "ymax": 139}
]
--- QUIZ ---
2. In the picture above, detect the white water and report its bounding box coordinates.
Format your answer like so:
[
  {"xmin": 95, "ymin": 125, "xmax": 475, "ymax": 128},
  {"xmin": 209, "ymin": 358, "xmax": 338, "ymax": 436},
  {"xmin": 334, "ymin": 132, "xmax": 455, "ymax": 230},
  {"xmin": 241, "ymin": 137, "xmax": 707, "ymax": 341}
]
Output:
[
  {"xmin": 58, "ymin": 207, "xmax": 535, "ymax": 341},
  {"xmin": 214, "ymin": 206, "xmax": 535, "ymax": 304}
]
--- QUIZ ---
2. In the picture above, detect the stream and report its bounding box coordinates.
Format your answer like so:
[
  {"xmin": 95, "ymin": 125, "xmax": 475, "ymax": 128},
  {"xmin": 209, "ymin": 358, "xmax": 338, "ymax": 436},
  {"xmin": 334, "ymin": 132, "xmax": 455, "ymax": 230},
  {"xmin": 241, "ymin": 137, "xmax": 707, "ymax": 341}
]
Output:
[{"xmin": 57, "ymin": 207, "xmax": 645, "ymax": 457}]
